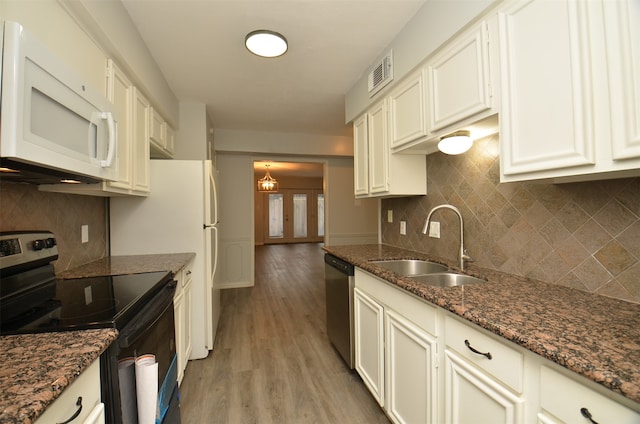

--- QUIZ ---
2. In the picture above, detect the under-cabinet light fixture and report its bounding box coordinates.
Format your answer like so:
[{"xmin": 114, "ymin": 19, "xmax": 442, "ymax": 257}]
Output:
[
  {"xmin": 438, "ymin": 130, "xmax": 473, "ymax": 155},
  {"xmin": 245, "ymin": 30, "xmax": 288, "ymax": 58}
]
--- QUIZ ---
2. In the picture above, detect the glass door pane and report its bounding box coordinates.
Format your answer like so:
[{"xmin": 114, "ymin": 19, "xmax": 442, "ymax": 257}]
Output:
[
  {"xmin": 292, "ymin": 194, "xmax": 308, "ymax": 239},
  {"xmin": 317, "ymin": 193, "xmax": 325, "ymax": 237},
  {"xmin": 268, "ymin": 193, "xmax": 284, "ymax": 238}
]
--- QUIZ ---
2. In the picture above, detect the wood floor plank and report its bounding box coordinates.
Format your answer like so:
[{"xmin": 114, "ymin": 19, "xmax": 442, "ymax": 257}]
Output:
[{"xmin": 180, "ymin": 243, "xmax": 389, "ymax": 423}]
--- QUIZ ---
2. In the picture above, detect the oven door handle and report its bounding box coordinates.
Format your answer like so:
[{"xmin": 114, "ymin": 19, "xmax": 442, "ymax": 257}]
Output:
[{"xmin": 118, "ymin": 282, "xmax": 176, "ymax": 349}]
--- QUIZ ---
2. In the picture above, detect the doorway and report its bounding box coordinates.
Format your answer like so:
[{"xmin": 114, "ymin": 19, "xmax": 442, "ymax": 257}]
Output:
[{"xmin": 254, "ymin": 161, "xmax": 324, "ymax": 245}]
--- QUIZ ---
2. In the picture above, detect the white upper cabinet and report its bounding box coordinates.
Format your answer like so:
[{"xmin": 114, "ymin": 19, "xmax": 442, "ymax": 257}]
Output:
[
  {"xmin": 389, "ymin": 69, "xmax": 427, "ymax": 149},
  {"xmin": 353, "ymin": 99, "xmax": 427, "ymax": 198},
  {"xmin": 603, "ymin": 0, "xmax": 640, "ymax": 161},
  {"xmin": 498, "ymin": 0, "xmax": 640, "ymax": 182},
  {"xmin": 427, "ymin": 20, "xmax": 493, "ymax": 133},
  {"xmin": 150, "ymin": 108, "xmax": 175, "ymax": 158},
  {"xmin": 353, "ymin": 114, "xmax": 370, "ymax": 196}
]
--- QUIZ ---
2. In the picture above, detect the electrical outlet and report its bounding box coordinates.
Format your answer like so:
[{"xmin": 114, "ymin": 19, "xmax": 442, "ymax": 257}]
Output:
[
  {"xmin": 81, "ymin": 225, "xmax": 89, "ymax": 243},
  {"xmin": 400, "ymin": 221, "xmax": 407, "ymax": 235},
  {"xmin": 387, "ymin": 210, "xmax": 393, "ymax": 223},
  {"xmin": 428, "ymin": 221, "xmax": 440, "ymax": 238}
]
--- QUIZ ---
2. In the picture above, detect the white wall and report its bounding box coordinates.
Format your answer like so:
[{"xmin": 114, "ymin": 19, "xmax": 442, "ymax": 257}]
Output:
[
  {"xmin": 215, "ymin": 128, "xmax": 353, "ymax": 157},
  {"xmin": 345, "ymin": 0, "xmax": 494, "ymax": 122},
  {"xmin": 175, "ymin": 102, "xmax": 208, "ymax": 160}
]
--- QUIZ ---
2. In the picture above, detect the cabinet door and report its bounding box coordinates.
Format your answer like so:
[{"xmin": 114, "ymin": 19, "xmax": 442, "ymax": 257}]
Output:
[
  {"xmin": 184, "ymin": 278, "xmax": 193, "ymax": 362},
  {"xmin": 386, "ymin": 310, "xmax": 437, "ymax": 424},
  {"xmin": 498, "ymin": 0, "xmax": 596, "ymax": 178},
  {"xmin": 389, "ymin": 70, "xmax": 427, "ymax": 148},
  {"xmin": 427, "ymin": 20, "xmax": 492, "ymax": 132},
  {"xmin": 353, "ymin": 114, "xmax": 369, "ymax": 196},
  {"xmin": 173, "ymin": 288, "xmax": 185, "ymax": 385},
  {"xmin": 106, "ymin": 60, "xmax": 133, "ymax": 190},
  {"xmin": 165, "ymin": 123, "xmax": 176, "ymax": 156},
  {"xmin": 368, "ymin": 100, "xmax": 389, "ymax": 195},
  {"xmin": 354, "ymin": 287, "xmax": 385, "ymax": 406},
  {"xmin": 604, "ymin": 0, "xmax": 640, "ymax": 160},
  {"xmin": 444, "ymin": 349, "xmax": 525, "ymax": 424},
  {"xmin": 132, "ymin": 88, "xmax": 151, "ymax": 192}
]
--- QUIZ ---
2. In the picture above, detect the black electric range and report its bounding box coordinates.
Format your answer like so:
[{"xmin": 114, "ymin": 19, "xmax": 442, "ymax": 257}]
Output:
[{"xmin": 0, "ymin": 231, "xmax": 180, "ymax": 424}]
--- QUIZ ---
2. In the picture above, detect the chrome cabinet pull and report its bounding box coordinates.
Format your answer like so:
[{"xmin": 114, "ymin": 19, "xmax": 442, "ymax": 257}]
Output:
[
  {"xmin": 464, "ymin": 339, "xmax": 492, "ymax": 360},
  {"xmin": 580, "ymin": 407, "xmax": 600, "ymax": 424},
  {"xmin": 57, "ymin": 396, "xmax": 82, "ymax": 424}
]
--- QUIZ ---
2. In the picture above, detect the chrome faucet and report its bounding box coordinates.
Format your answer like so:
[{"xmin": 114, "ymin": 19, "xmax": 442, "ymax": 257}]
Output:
[{"xmin": 422, "ymin": 204, "xmax": 473, "ymax": 271}]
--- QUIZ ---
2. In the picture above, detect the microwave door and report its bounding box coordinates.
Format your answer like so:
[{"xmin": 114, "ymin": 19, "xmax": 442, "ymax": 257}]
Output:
[{"xmin": 0, "ymin": 21, "xmax": 118, "ymax": 181}]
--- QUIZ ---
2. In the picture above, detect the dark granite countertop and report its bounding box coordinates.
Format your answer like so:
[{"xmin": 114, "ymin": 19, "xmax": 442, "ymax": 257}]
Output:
[
  {"xmin": 0, "ymin": 329, "xmax": 118, "ymax": 424},
  {"xmin": 324, "ymin": 244, "xmax": 640, "ymax": 405},
  {"xmin": 56, "ymin": 252, "xmax": 196, "ymax": 279}
]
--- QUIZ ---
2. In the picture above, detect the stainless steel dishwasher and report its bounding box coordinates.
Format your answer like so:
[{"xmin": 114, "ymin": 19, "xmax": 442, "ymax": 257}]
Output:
[{"xmin": 324, "ymin": 253, "xmax": 355, "ymax": 369}]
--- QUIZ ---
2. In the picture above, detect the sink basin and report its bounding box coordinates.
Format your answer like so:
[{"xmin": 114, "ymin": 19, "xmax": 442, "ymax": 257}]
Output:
[
  {"xmin": 371, "ymin": 259, "xmax": 448, "ymax": 276},
  {"xmin": 410, "ymin": 272, "xmax": 486, "ymax": 288}
]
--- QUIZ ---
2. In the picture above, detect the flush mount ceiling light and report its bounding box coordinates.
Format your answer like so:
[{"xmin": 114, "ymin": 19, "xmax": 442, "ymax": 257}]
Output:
[
  {"xmin": 245, "ymin": 30, "xmax": 288, "ymax": 58},
  {"xmin": 257, "ymin": 164, "xmax": 279, "ymax": 192},
  {"xmin": 438, "ymin": 130, "xmax": 473, "ymax": 155}
]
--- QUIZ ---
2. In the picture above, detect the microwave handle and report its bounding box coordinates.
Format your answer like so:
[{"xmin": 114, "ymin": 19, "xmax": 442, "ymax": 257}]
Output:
[{"xmin": 100, "ymin": 112, "xmax": 117, "ymax": 168}]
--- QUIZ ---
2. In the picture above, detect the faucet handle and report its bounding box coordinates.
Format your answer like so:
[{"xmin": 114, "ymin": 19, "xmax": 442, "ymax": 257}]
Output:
[{"xmin": 462, "ymin": 249, "xmax": 473, "ymax": 263}]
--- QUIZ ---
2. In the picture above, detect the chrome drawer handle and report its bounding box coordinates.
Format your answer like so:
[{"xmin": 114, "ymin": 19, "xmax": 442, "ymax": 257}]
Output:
[
  {"xmin": 464, "ymin": 339, "xmax": 492, "ymax": 360},
  {"xmin": 57, "ymin": 396, "xmax": 82, "ymax": 424},
  {"xmin": 580, "ymin": 407, "xmax": 599, "ymax": 424}
]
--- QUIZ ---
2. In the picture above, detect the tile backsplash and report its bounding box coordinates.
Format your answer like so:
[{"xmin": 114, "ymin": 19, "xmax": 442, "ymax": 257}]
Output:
[
  {"xmin": 382, "ymin": 135, "xmax": 640, "ymax": 304},
  {"xmin": 0, "ymin": 181, "xmax": 107, "ymax": 273}
]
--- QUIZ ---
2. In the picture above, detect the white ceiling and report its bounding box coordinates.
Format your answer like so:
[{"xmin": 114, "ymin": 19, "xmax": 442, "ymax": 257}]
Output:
[{"xmin": 121, "ymin": 0, "xmax": 426, "ymax": 138}]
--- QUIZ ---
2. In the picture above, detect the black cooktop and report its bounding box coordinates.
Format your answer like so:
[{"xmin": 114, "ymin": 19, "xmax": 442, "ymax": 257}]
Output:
[{"xmin": 1, "ymin": 271, "xmax": 172, "ymax": 335}]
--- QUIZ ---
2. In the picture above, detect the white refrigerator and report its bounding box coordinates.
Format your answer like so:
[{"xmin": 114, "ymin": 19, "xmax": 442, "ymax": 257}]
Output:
[{"xmin": 110, "ymin": 159, "xmax": 220, "ymax": 360}]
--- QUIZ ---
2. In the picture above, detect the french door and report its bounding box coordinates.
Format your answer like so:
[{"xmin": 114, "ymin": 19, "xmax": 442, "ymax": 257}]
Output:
[{"xmin": 265, "ymin": 189, "xmax": 324, "ymax": 244}]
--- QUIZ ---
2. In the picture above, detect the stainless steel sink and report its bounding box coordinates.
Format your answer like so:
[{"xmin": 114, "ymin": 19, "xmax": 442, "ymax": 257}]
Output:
[
  {"xmin": 370, "ymin": 259, "xmax": 448, "ymax": 276},
  {"xmin": 410, "ymin": 272, "xmax": 486, "ymax": 288}
]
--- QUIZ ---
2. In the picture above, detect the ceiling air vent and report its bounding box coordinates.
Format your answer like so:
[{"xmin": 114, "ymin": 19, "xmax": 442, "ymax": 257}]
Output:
[{"xmin": 367, "ymin": 50, "xmax": 393, "ymax": 97}]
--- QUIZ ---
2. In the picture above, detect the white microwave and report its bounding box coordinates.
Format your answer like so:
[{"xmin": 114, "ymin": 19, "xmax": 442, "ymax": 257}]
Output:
[{"xmin": 0, "ymin": 21, "xmax": 118, "ymax": 183}]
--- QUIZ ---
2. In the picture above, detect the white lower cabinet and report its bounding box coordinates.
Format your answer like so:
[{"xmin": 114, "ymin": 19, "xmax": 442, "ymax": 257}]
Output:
[
  {"xmin": 537, "ymin": 366, "xmax": 639, "ymax": 424},
  {"xmin": 354, "ymin": 287, "xmax": 385, "ymax": 406},
  {"xmin": 174, "ymin": 259, "xmax": 193, "ymax": 386},
  {"xmin": 353, "ymin": 267, "xmax": 640, "ymax": 424},
  {"xmin": 354, "ymin": 269, "xmax": 438, "ymax": 423},
  {"xmin": 386, "ymin": 309, "xmax": 437, "ymax": 424},
  {"xmin": 444, "ymin": 315, "xmax": 525, "ymax": 424},
  {"xmin": 35, "ymin": 359, "xmax": 104, "ymax": 424}
]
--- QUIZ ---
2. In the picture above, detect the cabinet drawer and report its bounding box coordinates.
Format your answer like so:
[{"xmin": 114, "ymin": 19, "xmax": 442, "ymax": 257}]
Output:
[
  {"xmin": 445, "ymin": 315, "xmax": 523, "ymax": 392},
  {"xmin": 355, "ymin": 269, "xmax": 437, "ymax": 335},
  {"xmin": 539, "ymin": 366, "xmax": 639, "ymax": 424},
  {"xmin": 35, "ymin": 360, "xmax": 102, "ymax": 424}
]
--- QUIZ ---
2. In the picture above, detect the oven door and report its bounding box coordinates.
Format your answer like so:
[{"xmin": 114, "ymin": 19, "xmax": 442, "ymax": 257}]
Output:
[{"xmin": 104, "ymin": 281, "xmax": 180, "ymax": 424}]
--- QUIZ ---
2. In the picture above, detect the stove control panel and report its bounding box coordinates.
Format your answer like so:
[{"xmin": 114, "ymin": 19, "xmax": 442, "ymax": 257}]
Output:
[{"xmin": 0, "ymin": 231, "xmax": 59, "ymax": 271}]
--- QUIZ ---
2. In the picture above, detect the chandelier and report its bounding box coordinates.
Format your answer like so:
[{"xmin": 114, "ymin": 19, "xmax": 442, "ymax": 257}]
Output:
[{"xmin": 257, "ymin": 164, "xmax": 279, "ymax": 192}]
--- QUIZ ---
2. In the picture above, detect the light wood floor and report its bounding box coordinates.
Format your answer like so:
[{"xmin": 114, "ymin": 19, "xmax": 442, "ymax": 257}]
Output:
[{"xmin": 179, "ymin": 243, "xmax": 389, "ymax": 424}]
